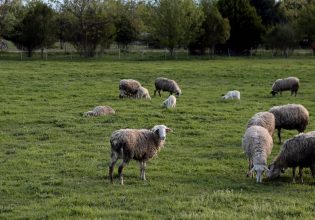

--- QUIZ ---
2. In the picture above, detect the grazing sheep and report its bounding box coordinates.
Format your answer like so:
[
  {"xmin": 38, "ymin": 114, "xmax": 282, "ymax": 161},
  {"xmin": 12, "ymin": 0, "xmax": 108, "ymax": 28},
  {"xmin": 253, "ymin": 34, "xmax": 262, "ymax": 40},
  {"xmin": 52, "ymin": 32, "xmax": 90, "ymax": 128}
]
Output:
[
  {"xmin": 136, "ymin": 86, "xmax": 151, "ymax": 99},
  {"xmin": 222, "ymin": 90, "xmax": 240, "ymax": 100},
  {"xmin": 83, "ymin": 106, "xmax": 115, "ymax": 116},
  {"xmin": 154, "ymin": 77, "xmax": 181, "ymax": 97},
  {"xmin": 271, "ymin": 77, "xmax": 300, "ymax": 96},
  {"xmin": 269, "ymin": 104, "xmax": 309, "ymax": 143},
  {"xmin": 163, "ymin": 95, "xmax": 176, "ymax": 109},
  {"xmin": 267, "ymin": 131, "xmax": 315, "ymax": 183},
  {"xmin": 242, "ymin": 126, "xmax": 273, "ymax": 183},
  {"xmin": 109, "ymin": 125, "xmax": 172, "ymax": 185},
  {"xmin": 247, "ymin": 112, "xmax": 275, "ymax": 136},
  {"xmin": 119, "ymin": 79, "xmax": 141, "ymax": 98}
]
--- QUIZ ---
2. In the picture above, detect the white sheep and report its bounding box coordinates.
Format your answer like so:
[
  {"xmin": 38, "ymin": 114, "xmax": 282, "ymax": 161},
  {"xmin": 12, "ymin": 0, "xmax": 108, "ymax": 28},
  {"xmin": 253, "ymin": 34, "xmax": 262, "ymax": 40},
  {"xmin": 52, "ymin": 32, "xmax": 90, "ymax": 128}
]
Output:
[
  {"xmin": 163, "ymin": 95, "xmax": 176, "ymax": 109},
  {"xmin": 242, "ymin": 125, "xmax": 273, "ymax": 183},
  {"xmin": 136, "ymin": 86, "xmax": 151, "ymax": 99},
  {"xmin": 109, "ymin": 125, "xmax": 172, "ymax": 185},
  {"xmin": 83, "ymin": 106, "xmax": 115, "ymax": 116},
  {"xmin": 222, "ymin": 90, "xmax": 240, "ymax": 100},
  {"xmin": 247, "ymin": 112, "xmax": 275, "ymax": 136}
]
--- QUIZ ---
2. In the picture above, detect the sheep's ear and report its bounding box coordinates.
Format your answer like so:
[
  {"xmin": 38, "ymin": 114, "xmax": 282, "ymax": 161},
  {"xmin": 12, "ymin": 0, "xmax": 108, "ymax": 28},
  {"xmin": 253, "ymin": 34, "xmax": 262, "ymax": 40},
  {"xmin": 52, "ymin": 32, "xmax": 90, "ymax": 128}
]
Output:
[{"xmin": 166, "ymin": 128, "xmax": 172, "ymax": 133}]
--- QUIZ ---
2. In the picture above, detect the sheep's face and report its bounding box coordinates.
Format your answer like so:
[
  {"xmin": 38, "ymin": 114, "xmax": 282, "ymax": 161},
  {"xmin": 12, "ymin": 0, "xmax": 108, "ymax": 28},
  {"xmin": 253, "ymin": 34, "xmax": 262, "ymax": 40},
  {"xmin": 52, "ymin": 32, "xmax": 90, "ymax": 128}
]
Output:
[
  {"xmin": 175, "ymin": 89, "xmax": 181, "ymax": 97},
  {"xmin": 152, "ymin": 125, "xmax": 172, "ymax": 140},
  {"xmin": 266, "ymin": 164, "xmax": 281, "ymax": 179},
  {"xmin": 270, "ymin": 91, "xmax": 277, "ymax": 96},
  {"xmin": 254, "ymin": 165, "xmax": 266, "ymax": 183}
]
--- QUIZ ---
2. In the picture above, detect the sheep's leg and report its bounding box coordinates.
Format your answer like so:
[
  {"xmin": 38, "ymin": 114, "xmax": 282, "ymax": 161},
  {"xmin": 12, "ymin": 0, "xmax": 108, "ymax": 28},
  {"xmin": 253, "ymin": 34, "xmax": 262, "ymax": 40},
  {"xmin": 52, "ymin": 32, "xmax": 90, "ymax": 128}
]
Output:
[
  {"xmin": 118, "ymin": 161, "xmax": 127, "ymax": 185},
  {"xmin": 154, "ymin": 89, "xmax": 157, "ymax": 96},
  {"xmin": 299, "ymin": 167, "xmax": 304, "ymax": 183},
  {"xmin": 142, "ymin": 162, "xmax": 147, "ymax": 180},
  {"xmin": 292, "ymin": 167, "xmax": 296, "ymax": 183},
  {"xmin": 109, "ymin": 152, "xmax": 119, "ymax": 184},
  {"xmin": 246, "ymin": 159, "xmax": 253, "ymax": 177},
  {"xmin": 139, "ymin": 162, "xmax": 144, "ymax": 179},
  {"xmin": 277, "ymin": 128, "xmax": 282, "ymax": 144},
  {"xmin": 158, "ymin": 90, "xmax": 161, "ymax": 97}
]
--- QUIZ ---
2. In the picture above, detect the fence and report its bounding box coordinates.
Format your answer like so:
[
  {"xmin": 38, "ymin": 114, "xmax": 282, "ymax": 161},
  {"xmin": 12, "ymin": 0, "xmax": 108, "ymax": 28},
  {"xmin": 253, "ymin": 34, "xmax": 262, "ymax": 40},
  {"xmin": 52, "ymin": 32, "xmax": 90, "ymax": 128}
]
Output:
[{"xmin": 0, "ymin": 48, "xmax": 314, "ymax": 61}]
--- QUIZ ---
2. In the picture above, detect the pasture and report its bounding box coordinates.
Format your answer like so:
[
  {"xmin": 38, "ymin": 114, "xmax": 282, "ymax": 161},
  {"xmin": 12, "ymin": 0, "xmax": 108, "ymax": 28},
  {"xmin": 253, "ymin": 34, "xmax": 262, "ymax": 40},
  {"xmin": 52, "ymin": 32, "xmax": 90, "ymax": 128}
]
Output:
[{"xmin": 1, "ymin": 58, "xmax": 315, "ymax": 219}]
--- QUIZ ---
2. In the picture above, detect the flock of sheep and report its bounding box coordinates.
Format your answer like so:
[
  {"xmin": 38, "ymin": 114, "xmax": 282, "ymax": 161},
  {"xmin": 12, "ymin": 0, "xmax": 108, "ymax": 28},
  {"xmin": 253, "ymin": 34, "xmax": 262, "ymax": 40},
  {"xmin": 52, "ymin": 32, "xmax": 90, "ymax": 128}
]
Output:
[
  {"xmin": 83, "ymin": 77, "xmax": 181, "ymax": 185},
  {"xmin": 243, "ymin": 76, "xmax": 315, "ymax": 183},
  {"xmin": 85, "ymin": 75, "xmax": 315, "ymax": 185}
]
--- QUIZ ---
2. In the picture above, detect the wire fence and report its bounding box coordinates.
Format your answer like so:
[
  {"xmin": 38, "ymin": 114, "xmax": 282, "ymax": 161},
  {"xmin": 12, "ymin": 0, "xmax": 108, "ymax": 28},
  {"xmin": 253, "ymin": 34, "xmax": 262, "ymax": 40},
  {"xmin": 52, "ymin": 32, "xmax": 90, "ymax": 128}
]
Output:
[{"xmin": 0, "ymin": 47, "xmax": 314, "ymax": 61}]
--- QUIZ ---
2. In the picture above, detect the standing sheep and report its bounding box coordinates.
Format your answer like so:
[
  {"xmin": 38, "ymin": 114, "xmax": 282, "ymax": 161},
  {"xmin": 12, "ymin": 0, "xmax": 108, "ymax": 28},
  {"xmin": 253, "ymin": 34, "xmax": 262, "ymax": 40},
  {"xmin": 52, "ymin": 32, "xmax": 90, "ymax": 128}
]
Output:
[
  {"xmin": 271, "ymin": 77, "xmax": 299, "ymax": 96},
  {"xmin": 267, "ymin": 131, "xmax": 315, "ymax": 183},
  {"xmin": 154, "ymin": 77, "xmax": 181, "ymax": 97},
  {"xmin": 242, "ymin": 126, "xmax": 273, "ymax": 183},
  {"xmin": 109, "ymin": 125, "xmax": 172, "ymax": 185},
  {"xmin": 269, "ymin": 104, "xmax": 309, "ymax": 143},
  {"xmin": 83, "ymin": 106, "xmax": 115, "ymax": 116},
  {"xmin": 247, "ymin": 112, "xmax": 275, "ymax": 136},
  {"xmin": 163, "ymin": 95, "xmax": 176, "ymax": 109},
  {"xmin": 136, "ymin": 86, "xmax": 151, "ymax": 99},
  {"xmin": 119, "ymin": 79, "xmax": 141, "ymax": 98},
  {"xmin": 222, "ymin": 90, "xmax": 240, "ymax": 100}
]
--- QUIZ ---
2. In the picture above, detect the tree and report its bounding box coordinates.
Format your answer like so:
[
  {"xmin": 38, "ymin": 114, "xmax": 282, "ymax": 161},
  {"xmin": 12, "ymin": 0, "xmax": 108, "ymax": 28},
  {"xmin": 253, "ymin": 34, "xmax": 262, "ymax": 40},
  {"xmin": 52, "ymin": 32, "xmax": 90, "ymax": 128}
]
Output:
[
  {"xmin": 217, "ymin": 0, "xmax": 265, "ymax": 54},
  {"xmin": 264, "ymin": 24, "xmax": 296, "ymax": 57},
  {"xmin": 62, "ymin": 0, "xmax": 115, "ymax": 57},
  {"xmin": 296, "ymin": 1, "xmax": 315, "ymax": 50},
  {"xmin": 6, "ymin": 1, "xmax": 56, "ymax": 57},
  {"xmin": 250, "ymin": 0, "xmax": 284, "ymax": 27},
  {"xmin": 149, "ymin": 0, "xmax": 204, "ymax": 56},
  {"xmin": 195, "ymin": 0, "xmax": 230, "ymax": 55},
  {"xmin": 0, "ymin": 0, "xmax": 23, "ymax": 39}
]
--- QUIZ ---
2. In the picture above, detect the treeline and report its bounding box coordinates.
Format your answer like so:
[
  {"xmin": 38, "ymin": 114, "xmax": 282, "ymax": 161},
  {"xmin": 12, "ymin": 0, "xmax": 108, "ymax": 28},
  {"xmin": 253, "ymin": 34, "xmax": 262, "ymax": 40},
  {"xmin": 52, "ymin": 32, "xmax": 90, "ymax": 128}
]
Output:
[{"xmin": 0, "ymin": 0, "xmax": 314, "ymax": 57}]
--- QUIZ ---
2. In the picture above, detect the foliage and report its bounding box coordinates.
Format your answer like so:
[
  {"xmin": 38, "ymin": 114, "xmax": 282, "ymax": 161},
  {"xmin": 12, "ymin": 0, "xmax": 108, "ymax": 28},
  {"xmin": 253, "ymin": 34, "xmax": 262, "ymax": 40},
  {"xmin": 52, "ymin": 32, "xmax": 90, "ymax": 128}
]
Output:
[
  {"xmin": 217, "ymin": 0, "xmax": 265, "ymax": 54},
  {"xmin": 61, "ymin": 0, "xmax": 115, "ymax": 57},
  {"xmin": 191, "ymin": 0, "xmax": 230, "ymax": 55},
  {"xmin": 2, "ymin": 58, "xmax": 315, "ymax": 219},
  {"xmin": 5, "ymin": 1, "xmax": 56, "ymax": 57},
  {"xmin": 149, "ymin": 0, "xmax": 204, "ymax": 56},
  {"xmin": 264, "ymin": 24, "xmax": 296, "ymax": 56},
  {"xmin": 0, "ymin": 0, "xmax": 23, "ymax": 38},
  {"xmin": 296, "ymin": 1, "xmax": 315, "ymax": 49},
  {"xmin": 250, "ymin": 0, "xmax": 285, "ymax": 26}
]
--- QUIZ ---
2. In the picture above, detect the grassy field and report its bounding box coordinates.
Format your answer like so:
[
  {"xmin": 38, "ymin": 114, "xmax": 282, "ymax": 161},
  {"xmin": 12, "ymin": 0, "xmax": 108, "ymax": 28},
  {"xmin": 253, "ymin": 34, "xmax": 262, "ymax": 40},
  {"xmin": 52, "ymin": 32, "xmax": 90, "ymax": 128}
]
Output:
[{"xmin": 1, "ymin": 58, "xmax": 315, "ymax": 219}]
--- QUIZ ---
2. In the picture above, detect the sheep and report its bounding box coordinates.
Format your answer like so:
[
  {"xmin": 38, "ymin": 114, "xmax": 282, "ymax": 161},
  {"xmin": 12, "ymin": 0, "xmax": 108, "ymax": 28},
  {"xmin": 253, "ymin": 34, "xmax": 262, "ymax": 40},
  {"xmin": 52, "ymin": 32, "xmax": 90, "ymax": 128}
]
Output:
[
  {"xmin": 222, "ymin": 90, "xmax": 240, "ymax": 100},
  {"xmin": 271, "ymin": 77, "xmax": 299, "ymax": 96},
  {"xmin": 119, "ymin": 79, "xmax": 141, "ymax": 98},
  {"xmin": 109, "ymin": 125, "xmax": 172, "ymax": 185},
  {"xmin": 242, "ymin": 125, "xmax": 273, "ymax": 183},
  {"xmin": 136, "ymin": 86, "xmax": 151, "ymax": 99},
  {"xmin": 154, "ymin": 77, "xmax": 181, "ymax": 97},
  {"xmin": 247, "ymin": 112, "xmax": 275, "ymax": 136},
  {"xmin": 83, "ymin": 106, "xmax": 115, "ymax": 116},
  {"xmin": 267, "ymin": 131, "xmax": 315, "ymax": 183},
  {"xmin": 163, "ymin": 95, "xmax": 176, "ymax": 109},
  {"xmin": 269, "ymin": 104, "xmax": 309, "ymax": 143}
]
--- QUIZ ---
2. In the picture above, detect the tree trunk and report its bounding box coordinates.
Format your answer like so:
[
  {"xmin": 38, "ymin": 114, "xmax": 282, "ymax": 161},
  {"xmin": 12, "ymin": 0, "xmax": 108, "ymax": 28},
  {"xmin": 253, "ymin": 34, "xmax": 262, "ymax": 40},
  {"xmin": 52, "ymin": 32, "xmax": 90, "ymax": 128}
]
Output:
[
  {"xmin": 169, "ymin": 47, "xmax": 174, "ymax": 58},
  {"xmin": 41, "ymin": 48, "xmax": 44, "ymax": 59},
  {"xmin": 27, "ymin": 48, "xmax": 32, "ymax": 57}
]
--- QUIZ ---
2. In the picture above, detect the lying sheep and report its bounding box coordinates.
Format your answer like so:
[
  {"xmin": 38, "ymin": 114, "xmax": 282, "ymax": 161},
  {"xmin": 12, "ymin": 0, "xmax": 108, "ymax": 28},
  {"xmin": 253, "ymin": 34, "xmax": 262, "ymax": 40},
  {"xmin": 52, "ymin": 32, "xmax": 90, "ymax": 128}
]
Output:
[
  {"xmin": 247, "ymin": 112, "xmax": 275, "ymax": 136},
  {"xmin": 154, "ymin": 77, "xmax": 181, "ymax": 97},
  {"xmin": 136, "ymin": 86, "xmax": 151, "ymax": 99},
  {"xmin": 269, "ymin": 104, "xmax": 309, "ymax": 143},
  {"xmin": 271, "ymin": 77, "xmax": 299, "ymax": 96},
  {"xmin": 222, "ymin": 90, "xmax": 240, "ymax": 100},
  {"xmin": 83, "ymin": 106, "xmax": 115, "ymax": 116},
  {"xmin": 242, "ymin": 126, "xmax": 273, "ymax": 183},
  {"xmin": 119, "ymin": 79, "xmax": 141, "ymax": 98},
  {"xmin": 109, "ymin": 125, "xmax": 172, "ymax": 185},
  {"xmin": 163, "ymin": 95, "xmax": 176, "ymax": 109},
  {"xmin": 267, "ymin": 131, "xmax": 315, "ymax": 183}
]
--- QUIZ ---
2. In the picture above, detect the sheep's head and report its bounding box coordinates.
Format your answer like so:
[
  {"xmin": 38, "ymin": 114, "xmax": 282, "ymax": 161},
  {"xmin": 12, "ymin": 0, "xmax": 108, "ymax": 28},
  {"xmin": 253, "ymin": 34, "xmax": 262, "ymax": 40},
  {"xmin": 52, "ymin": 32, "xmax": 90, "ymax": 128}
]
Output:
[
  {"xmin": 249, "ymin": 164, "xmax": 269, "ymax": 183},
  {"xmin": 175, "ymin": 89, "xmax": 181, "ymax": 97},
  {"xmin": 83, "ymin": 111, "xmax": 94, "ymax": 117},
  {"xmin": 270, "ymin": 91, "xmax": 277, "ymax": 96},
  {"xmin": 152, "ymin": 125, "xmax": 172, "ymax": 140},
  {"xmin": 266, "ymin": 163, "xmax": 281, "ymax": 179}
]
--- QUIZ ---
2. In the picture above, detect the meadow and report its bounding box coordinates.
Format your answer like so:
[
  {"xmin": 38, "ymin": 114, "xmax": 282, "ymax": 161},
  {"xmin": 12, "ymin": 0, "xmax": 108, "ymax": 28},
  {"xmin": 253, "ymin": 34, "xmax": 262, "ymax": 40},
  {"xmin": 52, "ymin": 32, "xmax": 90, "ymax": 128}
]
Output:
[{"xmin": 1, "ymin": 57, "xmax": 315, "ymax": 219}]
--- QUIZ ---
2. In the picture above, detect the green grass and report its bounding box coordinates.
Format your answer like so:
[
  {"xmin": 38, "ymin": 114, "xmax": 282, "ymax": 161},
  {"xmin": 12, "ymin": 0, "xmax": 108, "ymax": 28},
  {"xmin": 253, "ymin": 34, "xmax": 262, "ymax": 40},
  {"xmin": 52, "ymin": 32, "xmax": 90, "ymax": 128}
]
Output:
[{"xmin": 1, "ymin": 58, "xmax": 315, "ymax": 219}]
